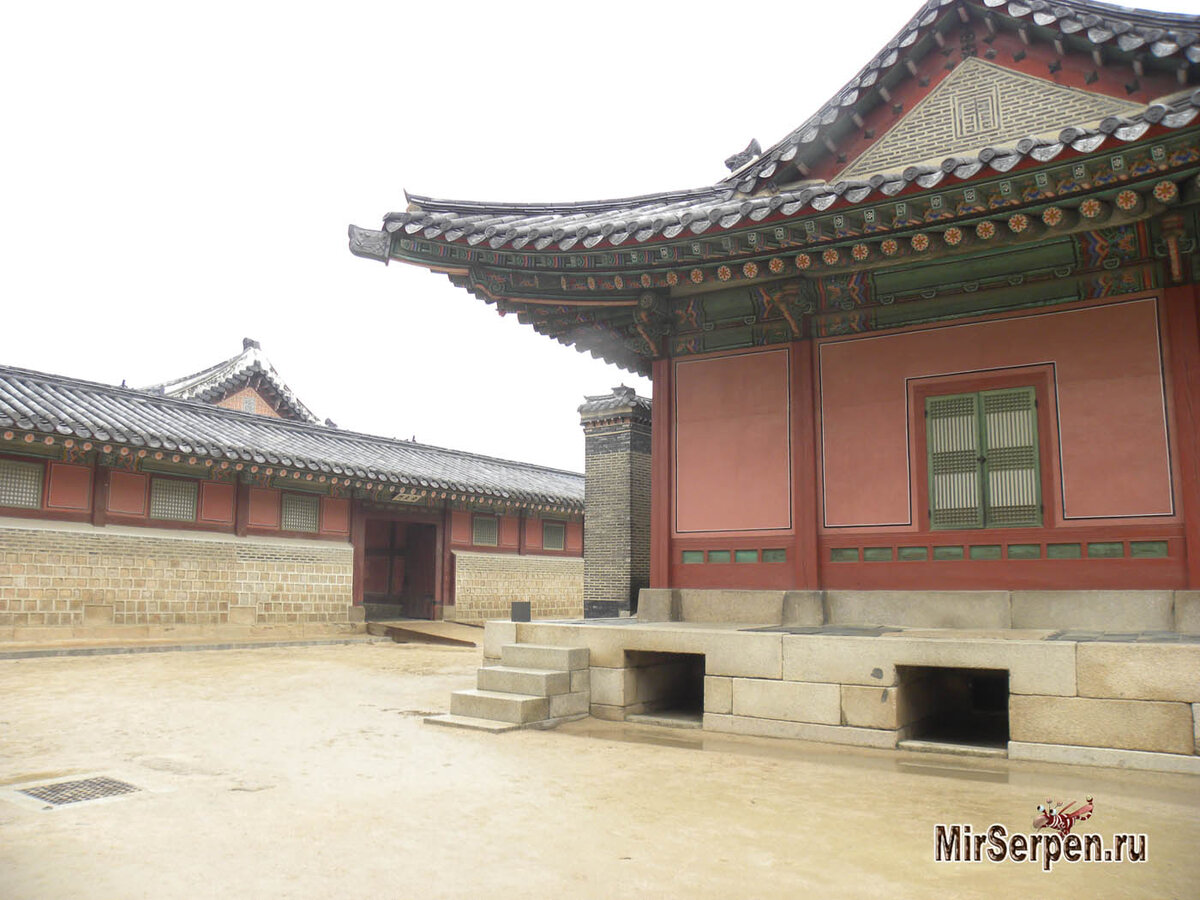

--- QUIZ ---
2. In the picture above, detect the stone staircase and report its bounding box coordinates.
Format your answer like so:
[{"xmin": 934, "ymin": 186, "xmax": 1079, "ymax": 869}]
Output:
[{"xmin": 425, "ymin": 643, "xmax": 590, "ymax": 732}]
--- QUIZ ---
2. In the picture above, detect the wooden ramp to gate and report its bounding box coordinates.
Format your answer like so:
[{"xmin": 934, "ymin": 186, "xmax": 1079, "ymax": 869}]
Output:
[{"xmin": 365, "ymin": 619, "xmax": 481, "ymax": 648}]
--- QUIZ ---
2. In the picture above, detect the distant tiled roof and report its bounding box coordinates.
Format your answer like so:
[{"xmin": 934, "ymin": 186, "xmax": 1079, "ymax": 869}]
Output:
[
  {"xmin": 144, "ymin": 338, "xmax": 319, "ymax": 424},
  {"xmin": 578, "ymin": 385, "xmax": 652, "ymax": 419},
  {"xmin": 0, "ymin": 365, "xmax": 583, "ymax": 511}
]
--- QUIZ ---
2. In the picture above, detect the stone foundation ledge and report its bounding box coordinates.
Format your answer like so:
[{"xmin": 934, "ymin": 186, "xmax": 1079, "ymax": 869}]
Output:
[{"xmin": 638, "ymin": 588, "xmax": 1200, "ymax": 633}]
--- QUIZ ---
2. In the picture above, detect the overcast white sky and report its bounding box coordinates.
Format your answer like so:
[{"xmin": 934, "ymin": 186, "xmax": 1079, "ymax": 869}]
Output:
[{"xmin": 3, "ymin": 1, "xmax": 1194, "ymax": 473}]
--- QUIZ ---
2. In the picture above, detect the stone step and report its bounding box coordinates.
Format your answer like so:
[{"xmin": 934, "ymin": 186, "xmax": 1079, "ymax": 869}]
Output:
[
  {"xmin": 449, "ymin": 689, "xmax": 549, "ymax": 724},
  {"xmin": 423, "ymin": 713, "xmax": 522, "ymax": 733},
  {"xmin": 477, "ymin": 665, "xmax": 570, "ymax": 697},
  {"xmin": 500, "ymin": 643, "xmax": 589, "ymax": 672}
]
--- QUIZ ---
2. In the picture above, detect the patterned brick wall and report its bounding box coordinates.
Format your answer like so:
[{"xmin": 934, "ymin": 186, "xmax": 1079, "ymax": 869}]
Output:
[
  {"xmin": 580, "ymin": 388, "xmax": 653, "ymax": 613},
  {"xmin": 0, "ymin": 520, "xmax": 352, "ymax": 629},
  {"xmin": 452, "ymin": 550, "xmax": 582, "ymax": 624}
]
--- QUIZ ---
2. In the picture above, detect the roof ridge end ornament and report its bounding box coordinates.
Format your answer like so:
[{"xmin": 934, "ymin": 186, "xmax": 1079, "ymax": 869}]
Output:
[{"xmin": 724, "ymin": 139, "xmax": 762, "ymax": 173}]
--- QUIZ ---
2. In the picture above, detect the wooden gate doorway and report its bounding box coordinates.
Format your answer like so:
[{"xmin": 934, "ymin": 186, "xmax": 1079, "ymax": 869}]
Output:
[{"xmin": 363, "ymin": 517, "xmax": 440, "ymax": 619}]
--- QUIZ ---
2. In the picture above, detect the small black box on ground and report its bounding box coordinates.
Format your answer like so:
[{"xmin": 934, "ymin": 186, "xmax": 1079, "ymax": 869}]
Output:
[
  {"xmin": 585, "ymin": 600, "xmax": 622, "ymax": 619},
  {"xmin": 510, "ymin": 601, "xmax": 531, "ymax": 622}
]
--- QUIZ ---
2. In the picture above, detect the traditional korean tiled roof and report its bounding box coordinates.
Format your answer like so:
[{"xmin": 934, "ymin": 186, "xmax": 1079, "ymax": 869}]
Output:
[
  {"xmin": 0, "ymin": 364, "xmax": 583, "ymax": 511},
  {"xmin": 143, "ymin": 338, "xmax": 319, "ymax": 423},
  {"xmin": 356, "ymin": 88, "xmax": 1197, "ymax": 258},
  {"xmin": 578, "ymin": 385, "xmax": 653, "ymax": 419},
  {"xmin": 350, "ymin": 0, "xmax": 1200, "ymax": 374}
]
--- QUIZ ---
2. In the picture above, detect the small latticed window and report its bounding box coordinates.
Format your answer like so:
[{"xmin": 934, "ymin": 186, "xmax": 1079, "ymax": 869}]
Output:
[
  {"xmin": 472, "ymin": 515, "xmax": 498, "ymax": 546},
  {"xmin": 926, "ymin": 386, "xmax": 1041, "ymax": 530},
  {"xmin": 0, "ymin": 459, "xmax": 43, "ymax": 509},
  {"xmin": 281, "ymin": 493, "xmax": 320, "ymax": 532},
  {"xmin": 542, "ymin": 520, "xmax": 566, "ymax": 551},
  {"xmin": 149, "ymin": 478, "xmax": 198, "ymax": 521}
]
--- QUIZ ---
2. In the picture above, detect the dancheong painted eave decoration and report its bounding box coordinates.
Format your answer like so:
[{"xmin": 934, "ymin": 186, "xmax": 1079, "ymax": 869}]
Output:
[{"xmin": 350, "ymin": 0, "xmax": 1200, "ymax": 376}]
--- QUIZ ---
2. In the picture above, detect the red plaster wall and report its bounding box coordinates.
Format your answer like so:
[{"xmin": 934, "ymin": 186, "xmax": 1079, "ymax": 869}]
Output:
[
  {"xmin": 499, "ymin": 515, "xmax": 520, "ymax": 549},
  {"xmin": 321, "ymin": 497, "xmax": 350, "ymax": 534},
  {"xmin": 525, "ymin": 516, "xmax": 543, "ymax": 550},
  {"xmin": 566, "ymin": 521, "xmax": 583, "ymax": 553},
  {"xmin": 818, "ymin": 298, "xmax": 1175, "ymax": 530},
  {"xmin": 198, "ymin": 482, "xmax": 235, "ymax": 524},
  {"xmin": 248, "ymin": 488, "xmax": 281, "ymax": 528},
  {"xmin": 107, "ymin": 471, "xmax": 148, "ymax": 516},
  {"xmin": 674, "ymin": 349, "xmax": 792, "ymax": 534},
  {"xmin": 45, "ymin": 463, "xmax": 91, "ymax": 510},
  {"xmin": 450, "ymin": 511, "xmax": 471, "ymax": 544}
]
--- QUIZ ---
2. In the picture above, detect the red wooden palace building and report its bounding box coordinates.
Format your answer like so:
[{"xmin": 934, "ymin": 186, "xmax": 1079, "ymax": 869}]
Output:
[
  {"xmin": 0, "ymin": 342, "xmax": 583, "ymax": 635},
  {"xmin": 352, "ymin": 0, "xmax": 1200, "ymax": 600}
]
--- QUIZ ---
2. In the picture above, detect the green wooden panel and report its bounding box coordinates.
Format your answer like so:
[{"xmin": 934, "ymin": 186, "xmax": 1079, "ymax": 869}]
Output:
[
  {"xmin": 1087, "ymin": 542, "xmax": 1125, "ymax": 559},
  {"xmin": 863, "ymin": 547, "xmax": 894, "ymax": 562},
  {"xmin": 830, "ymin": 548, "xmax": 859, "ymax": 562},
  {"xmin": 932, "ymin": 546, "xmax": 965, "ymax": 560},
  {"xmin": 969, "ymin": 544, "xmax": 1002, "ymax": 560},
  {"xmin": 707, "ymin": 550, "xmax": 731, "ymax": 564},
  {"xmin": 874, "ymin": 241, "xmax": 1078, "ymax": 296},
  {"xmin": 734, "ymin": 549, "xmax": 759, "ymax": 563},
  {"xmin": 762, "ymin": 549, "xmax": 787, "ymax": 563},
  {"xmin": 1130, "ymin": 540, "xmax": 1168, "ymax": 559},
  {"xmin": 980, "ymin": 387, "xmax": 1041, "ymax": 528},
  {"xmin": 1007, "ymin": 543, "xmax": 1041, "ymax": 559},
  {"xmin": 898, "ymin": 546, "xmax": 928, "ymax": 561},
  {"xmin": 681, "ymin": 551, "xmax": 704, "ymax": 564},
  {"xmin": 1047, "ymin": 543, "xmax": 1082, "ymax": 559},
  {"xmin": 926, "ymin": 392, "xmax": 983, "ymax": 530}
]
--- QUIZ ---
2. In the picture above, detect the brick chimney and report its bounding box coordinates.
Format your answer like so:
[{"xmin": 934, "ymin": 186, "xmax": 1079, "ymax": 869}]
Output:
[{"xmin": 579, "ymin": 385, "xmax": 652, "ymax": 616}]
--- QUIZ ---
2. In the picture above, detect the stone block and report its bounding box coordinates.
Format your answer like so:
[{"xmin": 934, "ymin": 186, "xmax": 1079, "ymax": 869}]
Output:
[
  {"xmin": 732, "ymin": 678, "xmax": 840, "ymax": 724},
  {"xmin": 483, "ymin": 621, "xmax": 518, "ymax": 659},
  {"xmin": 449, "ymin": 689, "xmax": 548, "ymax": 724},
  {"xmin": 228, "ymin": 606, "xmax": 256, "ymax": 626},
  {"xmin": 1194, "ymin": 703, "xmax": 1200, "ymax": 755},
  {"xmin": 589, "ymin": 704, "xmax": 625, "ymax": 721},
  {"xmin": 1175, "ymin": 591, "xmax": 1200, "ymax": 634},
  {"xmin": 825, "ymin": 590, "xmax": 1011, "ymax": 629},
  {"xmin": 477, "ymin": 666, "xmax": 570, "ymax": 697},
  {"xmin": 704, "ymin": 676, "xmax": 732, "ymax": 715},
  {"xmin": 83, "ymin": 604, "xmax": 113, "ymax": 625},
  {"xmin": 501, "ymin": 643, "xmax": 588, "ymax": 671},
  {"xmin": 782, "ymin": 591, "xmax": 823, "ymax": 626},
  {"xmin": 782, "ymin": 633, "xmax": 1076, "ymax": 695},
  {"xmin": 347, "ymin": 605, "xmax": 366, "ymax": 623},
  {"xmin": 1008, "ymin": 741, "xmax": 1200, "ymax": 775},
  {"xmin": 636, "ymin": 589, "xmax": 678, "ymax": 623},
  {"xmin": 1010, "ymin": 695, "xmax": 1195, "ymax": 755},
  {"xmin": 678, "ymin": 590, "xmax": 784, "ymax": 625},
  {"xmin": 1077, "ymin": 642, "xmax": 1200, "ymax": 703},
  {"xmin": 1011, "ymin": 590, "xmax": 1173, "ymax": 631},
  {"xmin": 841, "ymin": 685, "xmax": 900, "ymax": 730},
  {"xmin": 570, "ymin": 668, "xmax": 590, "ymax": 693},
  {"xmin": 703, "ymin": 713, "xmax": 898, "ymax": 749},
  {"xmin": 548, "ymin": 691, "xmax": 590, "ymax": 718},
  {"xmin": 589, "ymin": 667, "xmax": 635, "ymax": 707}
]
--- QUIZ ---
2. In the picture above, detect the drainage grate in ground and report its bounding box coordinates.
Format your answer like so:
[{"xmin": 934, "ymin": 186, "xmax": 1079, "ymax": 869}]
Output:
[{"xmin": 19, "ymin": 776, "xmax": 141, "ymax": 807}]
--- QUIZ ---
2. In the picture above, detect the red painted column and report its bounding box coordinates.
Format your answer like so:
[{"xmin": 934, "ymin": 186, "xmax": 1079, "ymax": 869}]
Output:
[
  {"xmin": 438, "ymin": 504, "xmax": 453, "ymax": 610},
  {"xmin": 1164, "ymin": 285, "xmax": 1200, "ymax": 587},
  {"xmin": 650, "ymin": 357, "xmax": 672, "ymax": 587},
  {"xmin": 349, "ymin": 500, "xmax": 366, "ymax": 607},
  {"xmin": 90, "ymin": 463, "xmax": 109, "ymax": 528},
  {"xmin": 790, "ymin": 340, "xmax": 821, "ymax": 589},
  {"xmin": 234, "ymin": 478, "xmax": 249, "ymax": 538}
]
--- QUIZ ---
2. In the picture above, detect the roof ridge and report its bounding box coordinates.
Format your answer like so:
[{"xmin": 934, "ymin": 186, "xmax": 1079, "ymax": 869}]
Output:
[{"xmin": 0, "ymin": 363, "xmax": 583, "ymax": 480}]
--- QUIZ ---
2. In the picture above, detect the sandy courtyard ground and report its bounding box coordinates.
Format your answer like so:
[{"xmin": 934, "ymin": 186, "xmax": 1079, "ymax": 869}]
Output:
[{"xmin": 0, "ymin": 641, "xmax": 1197, "ymax": 899}]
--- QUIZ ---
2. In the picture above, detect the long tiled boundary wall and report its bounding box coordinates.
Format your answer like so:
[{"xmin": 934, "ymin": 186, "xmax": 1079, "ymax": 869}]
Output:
[
  {"xmin": 0, "ymin": 518, "xmax": 356, "ymax": 640},
  {"xmin": 452, "ymin": 550, "xmax": 583, "ymax": 624},
  {"xmin": 481, "ymin": 588, "xmax": 1200, "ymax": 774}
]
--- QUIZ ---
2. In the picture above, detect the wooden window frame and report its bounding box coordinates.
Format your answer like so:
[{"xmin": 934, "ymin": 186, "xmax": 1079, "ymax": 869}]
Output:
[
  {"xmin": 148, "ymin": 475, "xmax": 199, "ymax": 523},
  {"xmin": 281, "ymin": 491, "xmax": 320, "ymax": 533},
  {"xmin": 472, "ymin": 514, "xmax": 499, "ymax": 547},
  {"xmin": 912, "ymin": 367, "xmax": 1058, "ymax": 533},
  {"xmin": 541, "ymin": 519, "xmax": 566, "ymax": 551}
]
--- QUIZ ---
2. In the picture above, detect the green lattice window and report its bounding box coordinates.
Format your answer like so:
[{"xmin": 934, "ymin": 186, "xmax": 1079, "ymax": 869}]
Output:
[
  {"xmin": 926, "ymin": 387, "xmax": 1041, "ymax": 530},
  {"xmin": 472, "ymin": 515, "xmax": 498, "ymax": 546},
  {"xmin": 149, "ymin": 477, "xmax": 198, "ymax": 521},
  {"xmin": 281, "ymin": 493, "xmax": 320, "ymax": 532},
  {"xmin": 542, "ymin": 520, "xmax": 565, "ymax": 551},
  {"xmin": 0, "ymin": 459, "xmax": 43, "ymax": 509}
]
